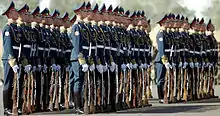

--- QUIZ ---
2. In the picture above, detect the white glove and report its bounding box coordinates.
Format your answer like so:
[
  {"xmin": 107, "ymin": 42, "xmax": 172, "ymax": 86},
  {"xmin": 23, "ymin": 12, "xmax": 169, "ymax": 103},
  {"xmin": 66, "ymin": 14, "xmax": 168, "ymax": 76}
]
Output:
[
  {"xmin": 24, "ymin": 65, "xmax": 32, "ymax": 72},
  {"xmin": 66, "ymin": 66, "xmax": 70, "ymax": 71},
  {"xmin": 165, "ymin": 63, "xmax": 172, "ymax": 70},
  {"xmin": 37, "ymin": 65, "xmax": 42, "ymax": 72},
  {"xmin": 82, "ymin": 64, "xmax": 89, "ymax": 72},
  {"xmin": 178, "ymin": 62, "xmax": 183, "ymax": 68},
  {"xmin": 132, "ymin": 64, "xmax": 138, "ymax": 69},
  {"xmin": 12, "ymin": 65, "xmax": 19, "ymax": 73},
  {"xmin": 209, "ymin": 63, "xmax": 213, "ymax": 69},
  {"xmin": 172, "ymin": 63, "xmax": 176, "ymax": 69},
  {"xmin": 148, "ymin": 63, "xmax": 153, "ymax": 68},
  {"xmin": 43, "ymin": 64, "xmax": 48, "ymax": 73},
  {"xmin": 103, "ymin": 63, "xmax": 108, "ymax": 72},
  {"xmin": 56, "ymin": 65, "xmax": 61, "ymax": 71},
  {"xmin": 202, "ymin": 62, "xmax": 206, "ymax": 68},
  {"xmin": 32, "ymin": 66, "xmax": 36, "ymax": 72},
  {"xmin": 110, "ymin": 62, "xmax": 116, "ymax": 72},
  {"xmin": 96, "ymin": 64, "xmax": 103, "ymax": 73},
  {"xmin": 143, "ymin": 63, "xmax": 147, "ymax": 69},
  {"xmin": 195, "ymin": 62, "xmax": 199, "ymax": 68},
  {"xmin": 51, "ymin": 64, "xmax": 56, "ymax": 71},
  {"xmin": 139, "ymin": 63, "xmax": 144, "ymax": 69},
  {"xmin": 126, "ymin": 63, "xmax": 132, "ymax": 69},
  {"xmin": 89, "ymin": 64, "xmax": 95, "ymax": 71},
  {"xmin": 121, "ymin": 64, "xmax": 127, "ymax": 71},
  {"xmin": 183, "ymin": 62, "xmax": 188, "ymax": 69},
  {"xmin": 189, "ymin": 62, "xmax": 194, "ymax": 68}
]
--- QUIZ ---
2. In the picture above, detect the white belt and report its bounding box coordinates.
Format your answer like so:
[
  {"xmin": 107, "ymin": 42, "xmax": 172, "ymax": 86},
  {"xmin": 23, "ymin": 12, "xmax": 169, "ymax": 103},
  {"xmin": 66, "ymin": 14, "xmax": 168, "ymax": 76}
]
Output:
[
  {"xmin": 195, "ymin": 51, "xmax": 200, "ymax": 54},
  {"xmin": 111, "ymin": 48, "xmax": 117, "ymax": 51},
  {"xmin": 82, "ymin": 46, "xmax": 89, "ymax": 50},
  {"xmin": 65, "ymin": 50, "xmax": 71, "ymax": 53},
  {"xmin": 123, "ymin": 47, "xmax": 127, "ymax": 50},
  {"xmin": 165, "ymin": 49, "xmax": 171, "ymax": 52},
  {"xmin": 12, "ymin": 46, "xmax": 19, "ymax": 50},
  {"xmin": 97, "ymin": 45, "xmax": 104, "ymax": 48},
  {"xmin": 184, "ymin": 49, "xmax": 189, "ymax": 52},
  {"xmin": 105, "ymin": 46, "xmax": 110, "ymax": 50},
  {"xmin": 23, "ymin": 45, "xmax": 31, "ymax": 48},
  {"xmin": 91, "ymin": 46, "xmax": 96, "ymax": 49},
  {"xmin": 45, "ymin": 48, "xmax": 49, "ymax": 51},
  {"xmin": 189, "ymin": 51, "xmax": 194, "ymax": 54},
  {"xmin": 38, "ymin": 47, "xmax": 44, "ymax": 50},
  {"xmin": 131, "ymin": 48, "xmax": 139, "ymax": 51},
  {"xmin": 120, "ymin": 49, "xmax": 124, "ymax": 54},
  {"xmin": 200, "ymin": 51, "xmax": 206, "ymax": 54},
  {"xmin": 178, "ymin": 49, "xmax": 184, "ymax": 52},
  {"xmin": 214, "ymin": 49, "xmax": 218, "ymax": 52},
  {"xmin": 145, "ymin": 49, "xmax": 150, "ymax": 52},
  {"xmin": 140, "ymin": 49, "xmax": 145, "ymax": 52},
  {"xmin": 50, "ymin": 47, "xmax": 57, "ymax": 51},
  {"xmin": 206, "ymin": 50, "xmax": 211, "ymax": 52}
]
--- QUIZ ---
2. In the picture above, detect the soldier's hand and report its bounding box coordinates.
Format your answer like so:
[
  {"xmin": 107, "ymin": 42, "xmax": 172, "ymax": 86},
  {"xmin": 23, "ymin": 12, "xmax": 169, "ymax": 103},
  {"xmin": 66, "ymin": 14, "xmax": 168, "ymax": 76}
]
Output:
[
  {"xmin": 43, "ymin": 64, "xmax": 48, "ymax": 73},
  {"xmin": 178, "ymin": 62, "xmax": 183, "ymax": 68},
  {"xmin": 189, "ymin": 62, "xmax": 194, "ymax": 68},
  {"xmin": 165, "ymin": 63, "xmax": 172, "ymax": 70},
  {"xmin": 195, "ymin": 62, "xmax": 199, "ymax": 68},
  {"xmin": 12, "ymin": 65, "xmax": 19, "ymax": 73},
  {"xmin": 82, "ymin": 64, "xmax": 89, "ymax": 72},
  {"xmin": 89, "ymin": 64, "xmax": 95, "ymax": 71},
  {"xmin": 121, "ymin": 64, "xmax": 127, "ymax": 71},
  {"xmin": 110, "ymin": 62, "xmax": 116, "ymax": 72},
  {"xmin": 103, "ymin": 63, "xmax": 108, "ymax": 72},
  {"xmin": 183, "ymin": 62, "xmax": 188, "ymax": 69},
  {"xmin": 24, "ymin": 65, "xmax": 32, "ymax": 72},
  {"xmin": 96, "ymin": 64, "xmax": 103, "ymax": 73}
]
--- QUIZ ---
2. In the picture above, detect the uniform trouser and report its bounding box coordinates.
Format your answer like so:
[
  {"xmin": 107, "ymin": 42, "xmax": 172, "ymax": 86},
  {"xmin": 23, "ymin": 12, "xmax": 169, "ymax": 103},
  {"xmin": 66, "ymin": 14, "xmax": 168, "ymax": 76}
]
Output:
[
  {"xmin": 69, "ymin": 61, "xmax": 84, "ymax": 108},
  {"xmin": 155, "ymin": 62, "xmax": 166, "ymax": 99},
  {"xmin": 2, "ymin": 59, "xmax": 13, "ymax": 110}
]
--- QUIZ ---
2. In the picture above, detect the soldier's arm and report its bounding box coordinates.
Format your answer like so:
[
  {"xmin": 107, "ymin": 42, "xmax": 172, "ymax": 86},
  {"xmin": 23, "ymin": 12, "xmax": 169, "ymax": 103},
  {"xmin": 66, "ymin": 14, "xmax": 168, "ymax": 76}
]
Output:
[
  {"xmin": 2, "ymin": 26, "xmax": 17, "ymax": 67},
  {"xmin": 156, "ymin": 32, "xmax": 167, "ymax": 64}
]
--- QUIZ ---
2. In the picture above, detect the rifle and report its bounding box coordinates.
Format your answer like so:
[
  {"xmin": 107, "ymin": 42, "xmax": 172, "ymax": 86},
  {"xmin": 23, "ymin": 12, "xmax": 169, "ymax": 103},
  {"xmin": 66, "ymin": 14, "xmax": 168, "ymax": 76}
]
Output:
[
  {"xmin": 208, "ymin": 66, "xmax": 214, "ymax": 97},
  {"xmin": 49, "ymin": 60, "xmax": 56, "ymax": 111},
  {"xmin": 12, "ymin": 72, "xmax": 18, "ymax": 115},
  {"xmin": 183, "ymin": 68, "xmax": 188, "ymax": 102},
  {"xmin": 64, "ymin": 66, "xmax": 69, "ymax": 109},
  {"xmin": 199, "ymin": 64, "xmax": 205, "ymax": 99},
  {"xmin": 163, "ymin": 67, "xmax": 169, "ymax": 104},
  {"xmin": 54, "ymin": 66, "xmax": 61, "ymax": 110}
]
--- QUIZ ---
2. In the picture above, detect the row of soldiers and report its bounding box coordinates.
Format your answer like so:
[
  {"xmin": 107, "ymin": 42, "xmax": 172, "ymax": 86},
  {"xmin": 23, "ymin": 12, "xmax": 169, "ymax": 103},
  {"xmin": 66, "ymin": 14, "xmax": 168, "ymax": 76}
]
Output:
[
  {"xmin": 2, "ymin": 1, "xmax": 154, "ymax": 115},
  {"xmin": 155, "ymin": 13, "xmax": 218, "ymax": 104}
]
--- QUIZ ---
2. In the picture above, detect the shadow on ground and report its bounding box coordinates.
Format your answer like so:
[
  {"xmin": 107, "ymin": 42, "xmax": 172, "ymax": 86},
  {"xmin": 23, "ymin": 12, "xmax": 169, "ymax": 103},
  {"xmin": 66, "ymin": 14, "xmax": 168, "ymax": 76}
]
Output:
[{"xmin": 116, "ymin": 104, "xmax": 220, "ymax": 114}]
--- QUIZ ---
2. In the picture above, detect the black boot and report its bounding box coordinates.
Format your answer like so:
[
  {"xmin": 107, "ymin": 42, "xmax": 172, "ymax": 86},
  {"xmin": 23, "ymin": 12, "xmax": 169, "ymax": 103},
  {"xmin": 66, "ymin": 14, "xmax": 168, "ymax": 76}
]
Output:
[
  {"xmin": 74, "ymin": 92, "xmax": 84, "ymax": 114},
  {"xmin": 157, "ymin": 86, "xmax": 164, "ymax": 103}
]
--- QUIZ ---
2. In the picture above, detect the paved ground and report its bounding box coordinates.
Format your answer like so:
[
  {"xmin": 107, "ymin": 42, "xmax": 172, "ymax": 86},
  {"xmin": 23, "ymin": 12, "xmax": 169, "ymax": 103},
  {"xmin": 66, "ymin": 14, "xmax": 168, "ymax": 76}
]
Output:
[{"xmin": 1, "ymin": 85, "xmax": 220, "ymax": 116}]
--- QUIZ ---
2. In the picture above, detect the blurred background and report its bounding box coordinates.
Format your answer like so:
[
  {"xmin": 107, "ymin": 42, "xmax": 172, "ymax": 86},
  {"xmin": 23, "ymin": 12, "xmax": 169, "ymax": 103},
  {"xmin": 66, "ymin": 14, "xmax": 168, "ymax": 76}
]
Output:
[{"xmin": 0, "ymin": 0, "xmax": 220, "ymax": 84}]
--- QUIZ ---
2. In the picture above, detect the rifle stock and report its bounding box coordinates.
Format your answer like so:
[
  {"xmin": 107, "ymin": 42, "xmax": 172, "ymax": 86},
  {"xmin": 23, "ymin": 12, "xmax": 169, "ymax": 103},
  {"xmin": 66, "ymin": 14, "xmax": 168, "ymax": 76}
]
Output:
[
  {"xmin": 183, "ymin": 69, "xmax": 188, "ymax": 102},
  {"xmin": 12, "ymin": 72, "xmax": 18, "ymax": 115},
  {"xmin": 163, "ymin": 69, "xmax": 169, "ymax": 104}
]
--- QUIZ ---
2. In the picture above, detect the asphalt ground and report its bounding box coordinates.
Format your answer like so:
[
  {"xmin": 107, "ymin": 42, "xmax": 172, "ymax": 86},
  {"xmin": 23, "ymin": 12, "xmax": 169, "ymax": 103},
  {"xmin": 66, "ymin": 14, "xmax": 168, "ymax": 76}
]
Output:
[{"xmin": 1, "ymin": 85, "xmax": 220, "ymax": 116}]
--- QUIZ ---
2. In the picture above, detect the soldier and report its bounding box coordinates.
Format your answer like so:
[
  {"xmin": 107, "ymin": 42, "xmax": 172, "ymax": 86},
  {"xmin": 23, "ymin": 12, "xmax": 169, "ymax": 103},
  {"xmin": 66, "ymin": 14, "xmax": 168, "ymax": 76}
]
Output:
[
  {"xmin": 70, "ymin": 2, "xmax": 88, "ymax": 114},
  {"xmin": 206, "ymin": 19, "xmax": 218, "ymax": 98},
  {"xmin": 1, "ymin": 1, "xmax": 20, "ymax": 115},
  {"xmin": 155, "ymin": 14, "xmax": 172, "ymax": 103}
]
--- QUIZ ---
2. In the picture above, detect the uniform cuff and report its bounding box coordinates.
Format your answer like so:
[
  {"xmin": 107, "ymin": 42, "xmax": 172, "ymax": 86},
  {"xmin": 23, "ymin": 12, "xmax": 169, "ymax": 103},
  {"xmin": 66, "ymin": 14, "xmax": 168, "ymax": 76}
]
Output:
[
  {"xmin": 8, "ymin": 58, "xmax": 17, "ymax": 67},
  {"xmin": 161, "ymin": 55, "xmax": 168, "ymax": 64}
]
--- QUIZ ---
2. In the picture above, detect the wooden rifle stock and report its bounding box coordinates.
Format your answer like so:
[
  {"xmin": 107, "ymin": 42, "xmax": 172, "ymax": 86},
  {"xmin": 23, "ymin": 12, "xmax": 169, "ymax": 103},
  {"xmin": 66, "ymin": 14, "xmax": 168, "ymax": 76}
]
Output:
[
  {"xmin": 138, "ymin": 68, "xmax": 142, "ymax": 107},
  {"xmin": 177, "ymin": 68, "xmax": 182, "ymax": 101},
  {"xmin": 12, "ymin": 72, "xmax": 18, "ymax": 115},
  {"xmin": 64, "ymin": 68, "xmax": 69, "ymax": 109},
  {"xmin": 126, "ymin": 69, "xmax": 131, "ymax": 108},
  {"xmin": 89, "ymin": 70, "xmax": 95, "ymax": 114},
  {"xmin": 163, "ymin": 69, "xmax": 169, "ymax": 104},
  {"xmin": 84, "ymin": 71, "xmax": 89, "ymax": 114},
  {"xmin": 183, "ymin": 68, "xmax": 188, "ymax": 101},
  {"xmin": 199, "ymin": 67, "xmax": 205, "ymax": 98},
  {"xmin": 54, "ymin": 71, "xmax": 60, "ymax": 110},
  {"xmin": 22, "ymin": 74, "xmax": 28, "ymax": 114},
  {"xmin": 27, "ymin": 72, "xmax": 32, "ymax": 113},
  {"xmin": 49, "ymin": 70, "xmax": 55, "ymax": 111},
  {"xmin": 208, "ymin": 67, "xmax": 214, "ymax": 97},
  {"xmin": 169, "ymin": 69, "xmax": 175, "ymax": 102},
  {"xmin": 132, "ymin": 69, "xmax": 137, "ymax": 107},
  {"xmin": 196, "ymin": 67, "xmax": 200, "ymax": 99},
  {"xmin": 147, "ymin": 67, "xmax": 152, "ymax": 99}
]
